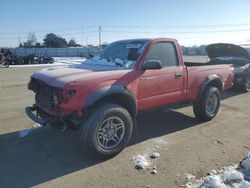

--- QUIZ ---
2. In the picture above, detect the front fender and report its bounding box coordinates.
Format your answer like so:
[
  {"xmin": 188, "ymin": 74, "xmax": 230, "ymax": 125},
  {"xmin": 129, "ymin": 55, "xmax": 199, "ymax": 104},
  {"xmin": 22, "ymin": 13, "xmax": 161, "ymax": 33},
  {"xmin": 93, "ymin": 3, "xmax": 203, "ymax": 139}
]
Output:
[{"xmin": 83, "ymin": 85, "xmax": 137, "ymax": 114}]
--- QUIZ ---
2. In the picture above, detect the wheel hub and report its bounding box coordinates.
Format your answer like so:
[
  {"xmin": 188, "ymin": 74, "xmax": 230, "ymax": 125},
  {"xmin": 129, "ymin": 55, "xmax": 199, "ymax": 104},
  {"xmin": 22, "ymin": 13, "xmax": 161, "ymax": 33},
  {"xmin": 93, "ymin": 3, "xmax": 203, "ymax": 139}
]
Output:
[
  {"xmin": 206, "ymin": 93, "xmax": 218, "ymax": 115},
  {"xmin": 103, "ymin": 125, "xmax": 116, "ymax": 138},
  {"xmin": 97, "ymin": 117, "xmax": 125, "ymax": 150}
]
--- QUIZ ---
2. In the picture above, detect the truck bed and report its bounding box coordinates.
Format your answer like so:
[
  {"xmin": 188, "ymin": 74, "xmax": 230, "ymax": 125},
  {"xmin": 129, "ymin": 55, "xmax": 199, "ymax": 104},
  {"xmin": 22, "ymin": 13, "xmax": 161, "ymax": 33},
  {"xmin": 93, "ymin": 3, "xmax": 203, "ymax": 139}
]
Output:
[{"xmin": 184, "ymin": 63, "xmax": 233, "ymax": 102}]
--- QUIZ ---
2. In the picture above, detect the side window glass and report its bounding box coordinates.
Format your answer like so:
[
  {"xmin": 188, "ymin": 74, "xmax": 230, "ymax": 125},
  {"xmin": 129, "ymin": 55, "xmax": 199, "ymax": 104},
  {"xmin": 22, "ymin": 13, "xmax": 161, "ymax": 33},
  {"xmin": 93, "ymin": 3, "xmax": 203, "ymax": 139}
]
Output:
[{"xmin": 146, "ymin": 42, "xmax": 178, "ymax": 67}]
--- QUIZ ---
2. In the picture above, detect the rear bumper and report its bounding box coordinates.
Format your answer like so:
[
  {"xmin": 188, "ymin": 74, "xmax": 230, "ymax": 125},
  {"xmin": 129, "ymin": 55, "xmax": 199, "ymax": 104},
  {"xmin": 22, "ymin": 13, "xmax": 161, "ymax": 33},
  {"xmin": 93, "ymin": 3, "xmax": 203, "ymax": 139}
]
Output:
[
  {"xmin": 233, "ymin": 72, "xmax": 248, "ymax": 86},
  {"xmin": 25, "ymin": 106, "xmax": 48, "ymax": 126}
]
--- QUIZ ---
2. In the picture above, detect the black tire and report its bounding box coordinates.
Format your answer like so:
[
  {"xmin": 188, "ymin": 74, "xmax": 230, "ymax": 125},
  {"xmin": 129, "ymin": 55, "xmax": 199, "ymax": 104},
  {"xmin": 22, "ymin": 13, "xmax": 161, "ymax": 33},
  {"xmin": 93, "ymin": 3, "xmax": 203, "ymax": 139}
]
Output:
[
  {"xmin": 193, "ymin": 86, "xmax": 220, "ymax": 121},
  {"xmin": 80, "ymin": 103, "xmax": 133, "ymax": 159}
]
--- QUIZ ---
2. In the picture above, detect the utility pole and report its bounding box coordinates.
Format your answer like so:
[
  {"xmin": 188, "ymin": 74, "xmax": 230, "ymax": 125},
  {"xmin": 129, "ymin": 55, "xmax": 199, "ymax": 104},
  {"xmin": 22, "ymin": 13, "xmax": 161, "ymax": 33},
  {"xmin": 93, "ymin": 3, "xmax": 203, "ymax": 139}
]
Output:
[
  {"xmin": 86, "ymin": 37, "xmax": 88, "ymax": 46},
  {"xmin": 98, "ymin": 25, "xmax": 102, "ymax": 46},
  {"xmin": 18, "ymin": 36, "xmax": 21, "ymax": 47},
  {"xmin": 82, "ymin": 22, "xmax": 84, "ymax": 47}
]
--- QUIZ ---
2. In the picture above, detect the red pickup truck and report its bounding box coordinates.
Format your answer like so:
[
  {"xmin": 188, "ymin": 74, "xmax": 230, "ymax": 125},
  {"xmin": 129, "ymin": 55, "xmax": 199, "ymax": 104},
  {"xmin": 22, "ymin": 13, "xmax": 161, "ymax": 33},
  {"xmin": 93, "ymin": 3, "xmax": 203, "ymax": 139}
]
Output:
[{"xmin": 26, "ymin": 38, "xmax": 233, "ymax": 158}]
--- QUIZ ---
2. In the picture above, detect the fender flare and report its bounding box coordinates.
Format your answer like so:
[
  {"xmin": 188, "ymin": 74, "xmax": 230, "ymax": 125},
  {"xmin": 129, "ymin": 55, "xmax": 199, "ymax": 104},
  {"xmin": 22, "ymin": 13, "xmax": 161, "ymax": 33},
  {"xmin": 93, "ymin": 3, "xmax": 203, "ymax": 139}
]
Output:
[
  {"xmin": 196, "ymin": 74, "xmax": 223, "ymax": 102},
  {"xmin": 83, "ymin": 85, "xmax": 137, "ymax": 115}
]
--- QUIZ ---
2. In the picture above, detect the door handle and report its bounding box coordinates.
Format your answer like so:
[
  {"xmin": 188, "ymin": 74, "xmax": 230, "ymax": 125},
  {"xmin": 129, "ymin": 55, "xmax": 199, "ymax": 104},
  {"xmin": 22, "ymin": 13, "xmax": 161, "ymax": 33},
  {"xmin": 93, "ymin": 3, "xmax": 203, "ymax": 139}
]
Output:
[{"xmin": 175, "ymin": 72, "xmax": 183, "ymax": 79}]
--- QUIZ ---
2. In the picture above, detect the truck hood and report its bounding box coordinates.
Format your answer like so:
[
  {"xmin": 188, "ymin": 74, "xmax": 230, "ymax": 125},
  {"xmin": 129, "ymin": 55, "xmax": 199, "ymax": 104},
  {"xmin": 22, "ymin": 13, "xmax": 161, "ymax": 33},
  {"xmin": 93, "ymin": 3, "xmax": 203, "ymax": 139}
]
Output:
[
  {"xmin": 206, "ymin": 43, "xmax": 250, "ymax": 59},
  {"xmin": 31, "ymin": 63, "xmax": 130, "ymax": 87}
]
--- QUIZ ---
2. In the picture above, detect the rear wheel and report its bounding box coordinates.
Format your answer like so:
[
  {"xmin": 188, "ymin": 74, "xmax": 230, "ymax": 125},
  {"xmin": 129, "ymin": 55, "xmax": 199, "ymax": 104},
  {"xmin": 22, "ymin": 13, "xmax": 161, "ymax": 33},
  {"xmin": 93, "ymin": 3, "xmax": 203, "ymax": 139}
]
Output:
[
  {"xmin": 193, "ymin": 86, "xmax": 220, "ymax": 121},
  {"xmin": 80, "ymin": 103, "xmax": 133, "ymax": 158}
]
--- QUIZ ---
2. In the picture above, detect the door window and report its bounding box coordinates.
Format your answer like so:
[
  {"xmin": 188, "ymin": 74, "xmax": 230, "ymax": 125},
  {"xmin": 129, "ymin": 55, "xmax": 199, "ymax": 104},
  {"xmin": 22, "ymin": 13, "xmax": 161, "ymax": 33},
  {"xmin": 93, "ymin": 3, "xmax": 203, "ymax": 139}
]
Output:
[{"xmin": 146, "ymin": 42, "xmax": 178, "ymax": 67}]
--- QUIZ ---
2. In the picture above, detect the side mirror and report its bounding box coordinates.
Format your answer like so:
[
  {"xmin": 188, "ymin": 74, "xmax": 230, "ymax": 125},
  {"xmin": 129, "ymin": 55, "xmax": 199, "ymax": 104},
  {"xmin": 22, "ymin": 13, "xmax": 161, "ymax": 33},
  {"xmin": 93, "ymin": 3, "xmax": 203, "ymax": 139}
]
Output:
[{"xmin": 142, "ymin": 60, "xmax": 162, "ymax": 70}]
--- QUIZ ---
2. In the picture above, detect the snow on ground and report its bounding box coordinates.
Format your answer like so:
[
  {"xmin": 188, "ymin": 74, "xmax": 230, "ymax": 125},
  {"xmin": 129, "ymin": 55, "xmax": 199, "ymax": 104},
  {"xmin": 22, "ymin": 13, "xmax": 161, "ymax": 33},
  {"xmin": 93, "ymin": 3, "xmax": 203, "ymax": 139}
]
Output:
[
  {"xmin": 10, "ymin": 57, "xmax": 86, "ymax": 68},
  {"xmin": 184, "ymin": 152, "xmax": 250, "ymax": 188},
  {"xmin": 132, "ymin": 155, "xmax": 151, "ymax": 170},
  {"xmin": 132, "ymin": 148, "xmax": 160, "ymax": 174},
  {"xmin": 19, "ymin": 124, "xmax": 43, "ymax": 138}
]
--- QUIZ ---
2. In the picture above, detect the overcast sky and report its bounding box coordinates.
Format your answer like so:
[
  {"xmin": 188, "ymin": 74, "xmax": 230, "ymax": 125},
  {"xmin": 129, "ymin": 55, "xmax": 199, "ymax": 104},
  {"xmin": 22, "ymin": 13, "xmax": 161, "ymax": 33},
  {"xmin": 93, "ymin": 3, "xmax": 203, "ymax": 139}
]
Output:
[{"xmin": 1, "ymin": 0, "xmax": 250, "ymax": 47}]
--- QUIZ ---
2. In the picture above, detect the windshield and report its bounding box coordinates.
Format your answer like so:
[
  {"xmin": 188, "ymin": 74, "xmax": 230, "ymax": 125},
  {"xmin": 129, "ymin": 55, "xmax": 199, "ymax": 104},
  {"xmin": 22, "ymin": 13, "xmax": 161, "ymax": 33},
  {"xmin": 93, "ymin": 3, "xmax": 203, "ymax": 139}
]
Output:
[{"xmin": 85, "ymin": 39, "xmax": 149, "ymax": 68}]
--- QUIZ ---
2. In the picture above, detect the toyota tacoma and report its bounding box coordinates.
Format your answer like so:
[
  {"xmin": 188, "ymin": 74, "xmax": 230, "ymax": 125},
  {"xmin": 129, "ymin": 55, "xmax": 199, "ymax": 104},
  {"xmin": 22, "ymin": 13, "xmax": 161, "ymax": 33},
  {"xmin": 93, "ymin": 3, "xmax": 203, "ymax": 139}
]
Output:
[{"xmin": 26, "ymin": 38, "xmax": 234, "ymax": 158}]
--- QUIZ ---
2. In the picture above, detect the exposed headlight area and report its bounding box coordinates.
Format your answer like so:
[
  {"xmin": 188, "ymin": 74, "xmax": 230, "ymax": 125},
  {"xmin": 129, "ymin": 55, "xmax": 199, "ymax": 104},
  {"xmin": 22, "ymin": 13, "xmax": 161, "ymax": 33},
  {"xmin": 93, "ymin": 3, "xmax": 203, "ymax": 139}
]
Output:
[
  {"xmin": 28, "ymin": 77, "xmax": 64, "ymax": 111},
  {"xmin": 64, "ymin": 89, "xmax": 76, "ymax": 103}
]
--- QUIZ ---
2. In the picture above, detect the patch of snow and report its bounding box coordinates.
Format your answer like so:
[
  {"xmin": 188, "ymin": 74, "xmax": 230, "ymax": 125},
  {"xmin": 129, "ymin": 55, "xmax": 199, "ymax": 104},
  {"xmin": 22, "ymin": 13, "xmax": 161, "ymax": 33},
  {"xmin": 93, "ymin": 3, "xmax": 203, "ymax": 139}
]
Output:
[
  {"xmin": 241, "ymin": 152, "xmax": 250, "ymax": 179},
  {"xmin": 202, "ymin": 175, "xmax": 224, "ymax": 188},
  {"xmin": 151, "ymin": 169, "xmax": 157, "ymax": 175},
  {"xmin": 238, "ymin": 180, "xmax": 250, "ymax": 188},
  {"xmin": 85, "ymin": 55, "xmax": 117, "ymax": 67},
  {"xmin": 33, "ymin": 123, "xmax": 42, "ymax": 128},
  {"xmin": 208, "ymin": 170, "xmax": 218, "ymax": 176},
  {"xmin": 184, "ymin": 152, "xmax": 250, "ymax": 188},
  {"xmin": 221, "ymin": 167, "xmax": 244, "ymax": 183},
  {"xmin": 150, "ymin": 152, "xmax": 160, "ymax": 159},
  {"xmin": 186, "ymin": 173, "xmax": 197, "ymax": 182},
  {"xmin": 132, "ymin": 150, "xmax": 161, "ymax": 171},
  {"xmin": 19, "ymin": 124, "xmax": 42, "ymax": 138},
  {"xmin": 10, "ymin": 57, "xmax": 86, "ymax": 68},
  {"xmin": 84, "ymin": 55, "xmax": 135, "ymax": 69},
  {"xmin": 114, "ymin": 58, "xmax": 124, "ymax": 66},
  {"xmin": 19, "ymin": 129, "xmax": 31, "ymax": 138},
  {"xmin": 132, "ymin": 155, "xmax": 150, "ymax": 170}
]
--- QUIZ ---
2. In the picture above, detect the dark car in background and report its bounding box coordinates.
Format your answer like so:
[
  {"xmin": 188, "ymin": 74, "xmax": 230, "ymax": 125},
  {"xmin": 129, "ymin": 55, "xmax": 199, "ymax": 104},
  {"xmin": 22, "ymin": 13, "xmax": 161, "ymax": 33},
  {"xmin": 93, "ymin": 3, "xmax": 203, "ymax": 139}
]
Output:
[{"xmin": 206, "ymin": 43, "xmax": 250, "ymax": 92}]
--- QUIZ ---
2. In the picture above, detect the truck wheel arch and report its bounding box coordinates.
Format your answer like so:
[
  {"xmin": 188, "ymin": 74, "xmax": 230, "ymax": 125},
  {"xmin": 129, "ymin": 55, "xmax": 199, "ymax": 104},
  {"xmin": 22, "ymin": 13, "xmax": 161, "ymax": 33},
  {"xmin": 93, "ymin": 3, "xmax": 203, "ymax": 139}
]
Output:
[
  {"xmin": 83, "ymin": 86, "xmax": 138, "ymax": 117},
  {"xmin": 196, "ymin": 74, "xmax": 223, "ymax": 102}
]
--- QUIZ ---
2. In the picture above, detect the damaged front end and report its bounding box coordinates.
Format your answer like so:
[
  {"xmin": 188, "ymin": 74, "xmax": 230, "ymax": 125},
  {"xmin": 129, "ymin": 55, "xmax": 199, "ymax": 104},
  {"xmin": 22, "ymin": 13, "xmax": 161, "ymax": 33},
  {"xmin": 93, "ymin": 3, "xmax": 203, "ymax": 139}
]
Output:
[{"xmin": 26, "ymin": 77, "xmax": 83, "ymax": 130}]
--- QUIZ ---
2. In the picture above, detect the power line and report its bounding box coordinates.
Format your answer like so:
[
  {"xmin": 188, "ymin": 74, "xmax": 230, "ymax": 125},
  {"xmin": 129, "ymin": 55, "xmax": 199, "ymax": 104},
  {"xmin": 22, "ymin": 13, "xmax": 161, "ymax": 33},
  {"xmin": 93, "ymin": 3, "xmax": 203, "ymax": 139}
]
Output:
[
  {"xmin": 1, "ymin": 27, "xmax": 250, "ymax": 40},
  {"xmin": 0, "ymin": 25, "xmax": 98, "ymax": 35},
  {"xmin": 102, "ymin": 23, "xmax": 250, "ymax": 29},
  {"xmin": 1, "ymin": 22, "xmax": 250, "ymax": 35},
  {"xmin": 1, "ymin": 24, "xmax": 250, "ymax": 45},
  {"xmin": 102, "ymin": 28, "xmax": 250, "ymax": 34},
  {"xmin": 0, "ymin": 31, "xmax": 98, "ymax": 40}
]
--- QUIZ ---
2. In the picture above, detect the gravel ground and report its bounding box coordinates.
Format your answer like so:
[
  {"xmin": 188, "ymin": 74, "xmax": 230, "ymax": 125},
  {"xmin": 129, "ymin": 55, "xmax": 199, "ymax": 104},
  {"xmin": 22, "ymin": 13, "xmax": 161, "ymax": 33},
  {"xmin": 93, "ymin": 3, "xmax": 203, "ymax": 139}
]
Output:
[{"xmin": 0, "ymin": 57, "xmax": 250, "ymax": 188}]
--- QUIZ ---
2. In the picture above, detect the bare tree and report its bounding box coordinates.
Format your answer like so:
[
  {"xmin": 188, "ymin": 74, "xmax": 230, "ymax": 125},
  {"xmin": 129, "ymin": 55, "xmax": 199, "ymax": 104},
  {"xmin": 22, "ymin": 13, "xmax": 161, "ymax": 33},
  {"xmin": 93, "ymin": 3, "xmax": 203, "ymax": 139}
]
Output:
[{"xmin": 24, "ymin": 32, "xmax": 37, "ymax": 48}]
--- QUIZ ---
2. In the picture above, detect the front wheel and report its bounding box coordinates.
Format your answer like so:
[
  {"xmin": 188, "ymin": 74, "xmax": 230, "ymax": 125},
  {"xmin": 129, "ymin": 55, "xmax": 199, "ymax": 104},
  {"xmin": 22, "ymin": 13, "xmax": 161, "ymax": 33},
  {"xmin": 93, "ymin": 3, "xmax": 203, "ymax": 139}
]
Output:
[
  {"xmin": 80, "ymin": 103, "xmax": 133, "ymax": 158},
  {"xmin": 193, "ymin": 86, "xmax": 221, "ymax": 121}
]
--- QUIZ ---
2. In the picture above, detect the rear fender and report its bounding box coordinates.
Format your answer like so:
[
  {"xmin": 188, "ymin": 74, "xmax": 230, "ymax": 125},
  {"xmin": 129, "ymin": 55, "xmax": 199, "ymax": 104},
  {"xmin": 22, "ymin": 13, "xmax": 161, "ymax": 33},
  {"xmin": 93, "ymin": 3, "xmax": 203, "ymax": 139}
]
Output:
[{"xmin": 196, "ymin": 74, "xmax": 223, "ymax": 102}]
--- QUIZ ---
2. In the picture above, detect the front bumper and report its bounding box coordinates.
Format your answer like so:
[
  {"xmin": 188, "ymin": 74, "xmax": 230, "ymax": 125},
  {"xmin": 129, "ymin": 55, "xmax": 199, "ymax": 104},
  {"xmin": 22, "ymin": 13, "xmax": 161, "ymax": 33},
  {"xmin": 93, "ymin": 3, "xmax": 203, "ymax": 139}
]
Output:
[
  {"xmin": 25, "ymin": 106, "xmax": 48, "ymax": 126},
  {"xmin": 25, "ymin": 105, "xmax": 83, "ymax": 130}
]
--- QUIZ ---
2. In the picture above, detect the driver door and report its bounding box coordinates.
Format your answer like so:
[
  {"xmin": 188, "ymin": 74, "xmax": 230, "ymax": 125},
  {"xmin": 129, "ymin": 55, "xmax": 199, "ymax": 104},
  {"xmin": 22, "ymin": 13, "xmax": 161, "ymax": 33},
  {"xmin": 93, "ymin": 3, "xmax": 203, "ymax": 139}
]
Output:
[{"xmin": 138, "ymin": 42, "xmax": 186, "ymax": 110}]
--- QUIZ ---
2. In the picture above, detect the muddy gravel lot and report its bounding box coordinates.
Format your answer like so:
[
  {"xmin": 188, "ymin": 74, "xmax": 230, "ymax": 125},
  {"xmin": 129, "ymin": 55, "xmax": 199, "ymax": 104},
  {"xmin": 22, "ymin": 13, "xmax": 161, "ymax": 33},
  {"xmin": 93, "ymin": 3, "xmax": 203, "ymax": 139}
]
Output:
[{"xmin": 0, "ymin": 58, "xmax": 250, "ymax": 188}]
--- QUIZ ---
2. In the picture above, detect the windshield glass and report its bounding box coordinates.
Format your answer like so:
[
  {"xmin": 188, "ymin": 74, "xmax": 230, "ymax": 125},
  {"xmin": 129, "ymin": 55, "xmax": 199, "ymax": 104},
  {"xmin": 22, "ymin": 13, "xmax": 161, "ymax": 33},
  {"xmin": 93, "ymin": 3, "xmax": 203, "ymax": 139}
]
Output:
[{"xmin": 85, "ymin": 39, "xmax": 149, "ymax": 68}]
